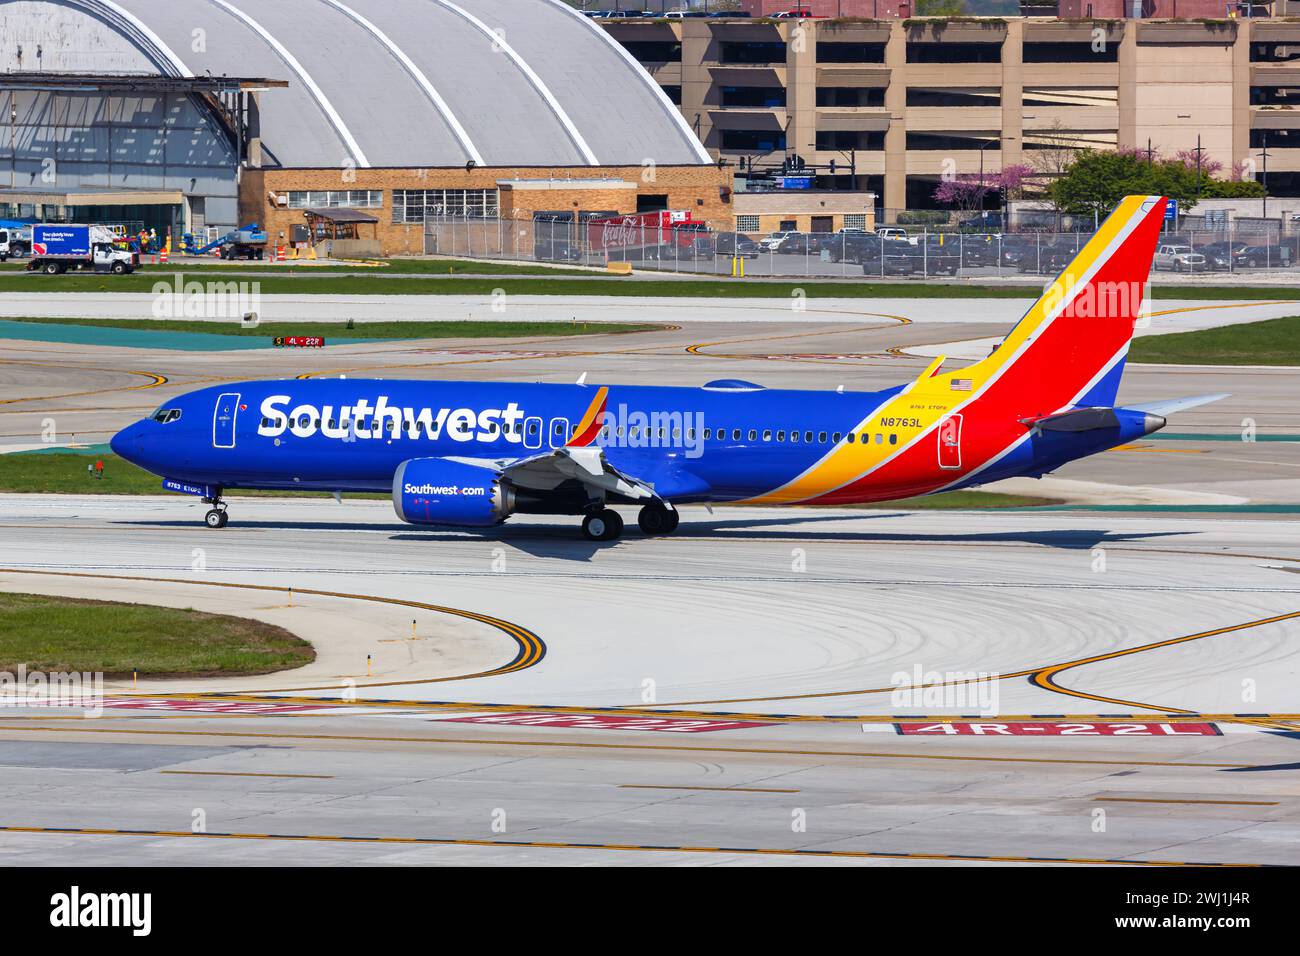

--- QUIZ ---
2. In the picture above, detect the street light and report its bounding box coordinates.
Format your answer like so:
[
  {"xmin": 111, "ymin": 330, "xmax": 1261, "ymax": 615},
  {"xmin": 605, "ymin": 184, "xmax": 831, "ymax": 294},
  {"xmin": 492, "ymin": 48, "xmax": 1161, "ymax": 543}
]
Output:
[
  {"xmin": 979, "ymin": 138, "xmax": 997, "ymax": 215},
  {"xmin": 1258, "ymin": 132, "xmax": 1271, "ymax": 222}
]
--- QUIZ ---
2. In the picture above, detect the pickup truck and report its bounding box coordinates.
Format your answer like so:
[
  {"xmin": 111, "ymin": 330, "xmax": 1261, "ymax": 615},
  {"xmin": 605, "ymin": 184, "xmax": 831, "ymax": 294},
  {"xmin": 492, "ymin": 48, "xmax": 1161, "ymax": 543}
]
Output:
[{"xmin": 27, "ymin": 224, "xmax": 139, "ymax": 275}]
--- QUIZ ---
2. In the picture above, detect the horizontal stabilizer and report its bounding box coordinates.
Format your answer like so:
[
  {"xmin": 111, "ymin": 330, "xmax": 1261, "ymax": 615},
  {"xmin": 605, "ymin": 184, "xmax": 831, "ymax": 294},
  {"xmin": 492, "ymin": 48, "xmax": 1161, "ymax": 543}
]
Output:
[{"xmin": 1127, "ymin": 393, "xmax": 1230, "ymax": 417}]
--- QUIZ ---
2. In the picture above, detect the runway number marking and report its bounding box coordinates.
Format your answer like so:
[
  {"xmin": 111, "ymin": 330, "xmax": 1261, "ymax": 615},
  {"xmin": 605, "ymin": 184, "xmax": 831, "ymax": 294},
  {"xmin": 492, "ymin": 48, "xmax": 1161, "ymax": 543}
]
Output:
[
  {"xmin": 438, "ymin": 712, "xmax": 773, "ymax": 733},
  {"xmin": 895, "ymin": 722, "xmax": 1222, "ymax": 737}
]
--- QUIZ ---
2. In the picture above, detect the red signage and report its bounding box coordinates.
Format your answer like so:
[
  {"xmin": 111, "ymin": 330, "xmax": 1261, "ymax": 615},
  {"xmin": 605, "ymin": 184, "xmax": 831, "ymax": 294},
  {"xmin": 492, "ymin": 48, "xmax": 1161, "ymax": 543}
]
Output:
[
  {"xmin": 586, "ymin": 210, "xmax": 697, "ymax": 255},
  {"xmin": 895, "ymin": 722, "xmax": 1221, "ymax": 736},
  {"xmin": 274, "ymin": 335, "xmax": 325, "ymax": 348},
  {"xmin": 441, "ymin": 711, "xmax": 772, "ymax": 733}
]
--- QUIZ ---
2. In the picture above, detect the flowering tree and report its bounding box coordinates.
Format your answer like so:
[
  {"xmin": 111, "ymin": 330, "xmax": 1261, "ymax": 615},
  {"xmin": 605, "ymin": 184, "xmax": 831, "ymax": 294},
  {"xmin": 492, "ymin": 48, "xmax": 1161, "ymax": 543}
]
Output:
[
  {"xmin": 933, "ymin": 165, "xmax": 1036, "ymax": 214},
  {"xmin": 1174, "ymin": 148, "xmax": 1224, "ymax": 178}
]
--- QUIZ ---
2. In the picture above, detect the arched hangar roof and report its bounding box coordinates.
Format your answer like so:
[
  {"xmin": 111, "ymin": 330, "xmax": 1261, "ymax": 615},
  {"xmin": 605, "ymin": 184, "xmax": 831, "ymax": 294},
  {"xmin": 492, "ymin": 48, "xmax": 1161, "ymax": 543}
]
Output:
[{"xmin": 0, "ymin": 0, "xmax": 711, "ymax": 168}]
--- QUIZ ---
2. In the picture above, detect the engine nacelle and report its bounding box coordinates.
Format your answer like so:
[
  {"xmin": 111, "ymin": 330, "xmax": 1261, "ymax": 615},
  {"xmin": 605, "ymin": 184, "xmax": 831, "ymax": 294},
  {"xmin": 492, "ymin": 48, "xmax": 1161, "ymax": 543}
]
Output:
[{"xmin": 392, "ymin": 458, "xmax": 514, "ymax": 527}]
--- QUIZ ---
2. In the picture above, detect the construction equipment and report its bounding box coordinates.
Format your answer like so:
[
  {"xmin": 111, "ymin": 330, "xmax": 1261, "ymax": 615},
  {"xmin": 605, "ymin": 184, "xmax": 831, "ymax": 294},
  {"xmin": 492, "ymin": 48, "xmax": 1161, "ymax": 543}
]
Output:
[{"xmin": 183, "ymin": 224, "xmax": 269, "ymax": 260}]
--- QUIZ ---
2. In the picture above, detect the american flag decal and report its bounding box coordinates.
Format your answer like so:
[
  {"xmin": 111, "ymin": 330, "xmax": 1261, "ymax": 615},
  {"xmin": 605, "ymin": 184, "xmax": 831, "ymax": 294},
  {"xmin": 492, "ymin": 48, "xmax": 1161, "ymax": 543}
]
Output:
[{"xmin": 950, "ymin": 379, "xmax": 973, "ymax": 391}]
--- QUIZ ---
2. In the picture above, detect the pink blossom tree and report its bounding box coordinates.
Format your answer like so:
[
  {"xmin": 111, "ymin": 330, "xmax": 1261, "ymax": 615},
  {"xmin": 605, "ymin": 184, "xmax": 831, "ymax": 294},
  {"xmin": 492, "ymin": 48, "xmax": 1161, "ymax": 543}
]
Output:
[{"xmin": 933, "ymin": 164, "xmax": 1036, "ymax": 214}]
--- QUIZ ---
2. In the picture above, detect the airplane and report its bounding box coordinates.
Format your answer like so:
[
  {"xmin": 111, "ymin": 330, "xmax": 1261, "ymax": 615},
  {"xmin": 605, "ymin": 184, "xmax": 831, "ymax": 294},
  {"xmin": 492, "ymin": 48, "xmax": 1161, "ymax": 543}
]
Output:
[{"xmin": 111, "ymin": 195, "xmax": 1224, "ymax": 543}]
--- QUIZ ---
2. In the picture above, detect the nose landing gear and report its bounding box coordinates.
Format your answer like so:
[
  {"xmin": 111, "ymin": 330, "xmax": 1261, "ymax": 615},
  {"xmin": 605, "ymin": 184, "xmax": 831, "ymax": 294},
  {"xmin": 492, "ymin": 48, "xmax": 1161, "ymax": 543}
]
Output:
[{"xmin": 202, "ymin": 490, "xmax": 229, "ymax": 528}]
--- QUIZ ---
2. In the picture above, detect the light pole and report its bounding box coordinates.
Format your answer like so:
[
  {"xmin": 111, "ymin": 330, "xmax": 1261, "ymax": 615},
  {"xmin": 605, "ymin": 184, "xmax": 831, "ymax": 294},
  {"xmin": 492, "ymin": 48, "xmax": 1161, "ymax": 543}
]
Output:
[
  {"xmin": 1258, "ymin": 132, "xmax": 1271, "ymax": 222},
  {"xmin": 979, "ymin": 138, "xmax": 997, "ymax": 217}
]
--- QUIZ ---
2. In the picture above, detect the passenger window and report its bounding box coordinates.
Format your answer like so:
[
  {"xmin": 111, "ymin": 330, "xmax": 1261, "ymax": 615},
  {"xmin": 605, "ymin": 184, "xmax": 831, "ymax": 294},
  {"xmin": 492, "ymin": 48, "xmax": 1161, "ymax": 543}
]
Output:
[
  {"xmin": 875, "ymin": 433, "xmax": 883, "ymax": 445},
  {"xmin": 776, "ymin": 430, "xmax": 785, "ymax": 441},
  {"xmin": 763, "ymin": 429, "xmax": 772, "ymax": 441},
  {"xmin": 528, "ymin": 422, "xmax": 539, "ymax": 435},
  {"xmin": 890, "ymin": 433, "xmax": 898, "ymax": 445},
  {"xmin": 804, "ymin": 431, "xmax": 813, "ymax": 443},
  {"xmin": 791, "ymin": 431, "xmax": 800, "ymax": 443},
  {"xmin": 832, "ymin": 432, "xmax": 842, "ymax": 443},
  {"xmin": 847, "ymin": 433, "xmax": 855, "ymax": 443},
  {"xmin": 748, "ymin": 429, "xmax": 757, "ymax": 441},
  {"xmin": 818, "ymin": 431, "xmax": 827, "ymax": 443},
  {"xmin": 703, "ymin": 428, "xmax": 712, "ymax": 440}
]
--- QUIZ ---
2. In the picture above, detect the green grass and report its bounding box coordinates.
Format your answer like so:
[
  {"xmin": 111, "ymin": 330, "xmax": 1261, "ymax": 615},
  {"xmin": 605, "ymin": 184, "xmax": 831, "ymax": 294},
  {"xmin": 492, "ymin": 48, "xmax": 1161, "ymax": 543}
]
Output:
[
  {"xmin": 4, "ymin": 264, "xmax": 1300, "ymax": 300},
  {"xmin": 1128, "ymin": 315, "xmax": 1300, "ymax": 365},
  {"xmin": 847, "ymin": 490, "xmax": 1062, "ymax": 509},
  {"xmin": 0, "ymin": 452, "xmax": 381, "ymax": 497},
  {"xmin": 0, "ymin": 591, "xmax": 314, "ymax": 677},
  {"xmin": 5, "ymin": 317, "xmax": 655, "ymax": 340}
]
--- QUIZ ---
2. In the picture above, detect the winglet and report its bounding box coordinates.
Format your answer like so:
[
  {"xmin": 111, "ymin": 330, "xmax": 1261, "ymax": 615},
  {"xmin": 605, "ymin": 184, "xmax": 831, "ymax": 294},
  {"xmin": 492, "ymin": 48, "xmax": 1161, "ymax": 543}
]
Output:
[{"xmin": 566, "ymin": 386, "xmax": 609, "ymax": 448}]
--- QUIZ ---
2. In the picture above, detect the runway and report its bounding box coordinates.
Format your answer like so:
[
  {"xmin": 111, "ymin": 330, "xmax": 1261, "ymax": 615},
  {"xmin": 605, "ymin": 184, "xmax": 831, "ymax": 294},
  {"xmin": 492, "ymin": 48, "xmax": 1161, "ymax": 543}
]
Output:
[
  {"xmin": 1, "ymin": 294, "xmax": 1298, "ymax": 866},
  {"xmin": 0, "ymin": 496, "xmax": 1298, "ymax": 865}
]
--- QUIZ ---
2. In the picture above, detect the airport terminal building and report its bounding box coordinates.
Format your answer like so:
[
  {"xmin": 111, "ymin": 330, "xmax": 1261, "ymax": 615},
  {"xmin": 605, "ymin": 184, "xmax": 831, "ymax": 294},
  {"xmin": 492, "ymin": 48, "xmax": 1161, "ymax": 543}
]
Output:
[{"xmin": 0, "ymin": 0, "xmax": 732, "ymax": 254}]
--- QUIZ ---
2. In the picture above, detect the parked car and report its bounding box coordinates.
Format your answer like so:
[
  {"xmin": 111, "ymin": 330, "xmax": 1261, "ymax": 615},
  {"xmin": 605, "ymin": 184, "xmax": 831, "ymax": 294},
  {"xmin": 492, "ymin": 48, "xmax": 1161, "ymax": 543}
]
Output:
[
  {"xmin": 959, "ymin": 211, "xmax": 1003, "ymax": 231},
  {"xmin": 1234, "ymin": 245, "xmax": 1287, "ymax": 269},
  {"xmin": 776, "ymin": 233, "xmax": 811, "ymax": 254},
  {"xmin": 957, "ymin": 233, "xmax": 1001, "ymax": 267},
  {"xmin": 824, "ymin": 233, "xmax": 878, "ymax": 264},
  {"xmin": 761, "ymin": 230, "xmax": 798, "ymax": 252},
  {"xmin": 1017, "ymin": 240, "xmax": 1079, "ymax": 274},
  {"xmin": 714, "ymin": 233, "xmax": 761, "ymax": 258},
  {"xmin": 875, "ymin": 226, "xmax": 909, "ymax": 241},
  {"xmin": 1153, "ymin": 243, "xmax": 1207, "ymax": 272},
  {"xmin": 1193, "ymin": 241, "xmax": 1241, "ymax": 271}
]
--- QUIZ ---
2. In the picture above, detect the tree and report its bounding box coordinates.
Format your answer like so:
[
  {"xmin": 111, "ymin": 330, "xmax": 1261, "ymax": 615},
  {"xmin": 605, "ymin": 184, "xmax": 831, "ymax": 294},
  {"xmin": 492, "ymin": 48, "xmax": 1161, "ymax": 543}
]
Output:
[
  {"xmin": 1027, "ymin": 120, "xmax": 1081, "ymax": 178},
  {"xmin": 934, "ymin": 164, "xmax": 1035, "ymax": 214},
  {"xmin": 1047, "ymin": 149, "xmax": 1203, "ymax": 218}
]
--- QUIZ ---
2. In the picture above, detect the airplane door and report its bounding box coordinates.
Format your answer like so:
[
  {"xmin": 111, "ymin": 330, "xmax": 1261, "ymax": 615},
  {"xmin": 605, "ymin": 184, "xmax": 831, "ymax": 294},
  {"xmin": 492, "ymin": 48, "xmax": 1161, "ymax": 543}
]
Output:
[
  {"xmin": 523, "ymin": 416, "xmax": 542, "ymax": 450},
  {"xmin": 548, "ymin": 417, "xmax": 570, "ymax": 449},
  {"xmin": 213, "ymin": 392, "xmax": 241, "ymax": 449},
  {"xmin": 937, "ymin": 413, "xmax": 962, "ymax": 470}
]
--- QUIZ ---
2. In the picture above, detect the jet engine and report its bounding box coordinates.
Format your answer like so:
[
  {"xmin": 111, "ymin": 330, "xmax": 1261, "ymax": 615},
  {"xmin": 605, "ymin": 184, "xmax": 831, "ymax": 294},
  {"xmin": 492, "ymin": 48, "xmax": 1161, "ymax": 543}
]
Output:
[{"xmin": 392, "ymin": 458, "xmax": 514, "ymax": 527}]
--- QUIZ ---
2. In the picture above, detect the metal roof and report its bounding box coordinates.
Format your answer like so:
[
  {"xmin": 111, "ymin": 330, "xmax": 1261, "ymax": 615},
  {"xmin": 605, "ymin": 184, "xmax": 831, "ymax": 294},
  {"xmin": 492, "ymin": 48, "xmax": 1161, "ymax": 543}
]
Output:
[{"xmin": 0, "ymin": 0, "xmax": 711, "ymax": 169}]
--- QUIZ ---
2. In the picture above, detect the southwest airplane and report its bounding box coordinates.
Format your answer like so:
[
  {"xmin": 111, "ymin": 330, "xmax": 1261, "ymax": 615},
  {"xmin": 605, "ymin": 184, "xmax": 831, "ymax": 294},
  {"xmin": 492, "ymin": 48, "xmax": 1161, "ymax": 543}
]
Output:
[{"xmin": 112, "ymin": 195, "xmax": 1222, "ymax": 542}]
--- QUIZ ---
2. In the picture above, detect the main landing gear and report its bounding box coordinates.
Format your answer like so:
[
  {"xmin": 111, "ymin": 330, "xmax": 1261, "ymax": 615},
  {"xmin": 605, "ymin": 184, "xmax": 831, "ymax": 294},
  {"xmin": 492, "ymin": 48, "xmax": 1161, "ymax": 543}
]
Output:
[
  {"xmin": 203, "ymin": 491, "xmax": 229, "ymax": 529},
  {"xmin": 579, "ymin": 503, "xmax": 680, "ymax": 542},
  {"xmin": 637, "ymin": 502, "xmax": 679, "ymax": 536},
  {"xmin": 581, "ymin": 508, "xmax": 623, "ymax": 542}
]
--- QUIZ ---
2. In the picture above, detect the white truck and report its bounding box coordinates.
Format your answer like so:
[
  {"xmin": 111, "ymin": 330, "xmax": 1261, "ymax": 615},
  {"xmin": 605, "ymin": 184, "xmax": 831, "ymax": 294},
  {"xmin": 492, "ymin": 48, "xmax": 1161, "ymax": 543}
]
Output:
[
  {"xmin": 27, "ymin": 224, "xmax": 139, "ymax": 275},
  {"xmin": 0, "ymin": 225, "xmax": 31, "ymax": 261}
]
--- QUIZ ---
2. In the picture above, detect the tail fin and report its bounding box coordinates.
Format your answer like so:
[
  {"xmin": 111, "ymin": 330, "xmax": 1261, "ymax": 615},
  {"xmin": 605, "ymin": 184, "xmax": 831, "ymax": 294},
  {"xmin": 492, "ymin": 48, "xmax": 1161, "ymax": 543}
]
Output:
[{"xmin": 960, "ymin": 195, "xmax": 1167, "ymax": 412}]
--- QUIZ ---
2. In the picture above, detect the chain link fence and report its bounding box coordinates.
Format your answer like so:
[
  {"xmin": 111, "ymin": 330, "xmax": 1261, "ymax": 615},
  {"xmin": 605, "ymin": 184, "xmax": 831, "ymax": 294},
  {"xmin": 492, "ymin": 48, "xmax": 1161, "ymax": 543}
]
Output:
[{"xmin": 424, "ymin": 215, "xmax": 1300, "ymax": 279}]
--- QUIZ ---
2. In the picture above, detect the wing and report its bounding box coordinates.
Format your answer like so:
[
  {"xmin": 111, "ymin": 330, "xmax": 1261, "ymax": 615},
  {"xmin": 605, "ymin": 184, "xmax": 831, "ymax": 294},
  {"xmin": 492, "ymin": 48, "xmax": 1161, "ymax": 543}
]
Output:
[{"xmin": 444, "ymin": 386, "xmax": 661, "ymax": 502}]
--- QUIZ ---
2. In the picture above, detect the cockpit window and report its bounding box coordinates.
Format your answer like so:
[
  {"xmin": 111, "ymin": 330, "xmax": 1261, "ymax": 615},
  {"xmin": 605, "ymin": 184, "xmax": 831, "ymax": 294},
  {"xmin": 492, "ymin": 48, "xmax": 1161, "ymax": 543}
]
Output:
[{"xmin": 152, "ymin": 408, "xmax": 182, "ymax": 424}]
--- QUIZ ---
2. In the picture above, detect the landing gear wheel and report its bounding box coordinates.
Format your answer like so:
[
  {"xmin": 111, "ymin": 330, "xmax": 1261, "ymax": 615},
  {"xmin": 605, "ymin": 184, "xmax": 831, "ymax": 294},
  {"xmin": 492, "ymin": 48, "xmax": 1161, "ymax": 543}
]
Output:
[
  {"xmin": 637, "ymin": 503, "xmax": 679, "ymax": 536},
  {"xmin": 204, "ymin": 509, "xmax": 228, "ymax": 529},
  {"xmin": 581, "ymin": 508, "xmax": 623, "ymax": 542}
]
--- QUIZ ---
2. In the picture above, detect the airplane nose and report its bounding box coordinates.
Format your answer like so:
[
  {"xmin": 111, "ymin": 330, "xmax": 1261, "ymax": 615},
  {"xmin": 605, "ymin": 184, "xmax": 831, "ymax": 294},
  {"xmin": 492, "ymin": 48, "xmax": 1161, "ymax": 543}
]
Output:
[{"xmin": 110, "ymin": 422, "xmax": 143, "ymax": 464}]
